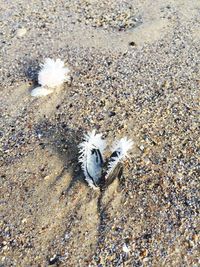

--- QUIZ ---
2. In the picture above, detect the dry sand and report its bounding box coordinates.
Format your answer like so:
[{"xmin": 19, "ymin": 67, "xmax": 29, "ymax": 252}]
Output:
[{"xmin": 0, "ymin": 0, "xmax": 199, "ymax": 266}]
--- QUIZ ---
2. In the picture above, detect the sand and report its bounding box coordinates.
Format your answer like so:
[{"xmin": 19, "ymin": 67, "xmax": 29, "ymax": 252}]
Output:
[{"xmin": 0, "ymin": 0, "xmax": 199, "ymax": 266}]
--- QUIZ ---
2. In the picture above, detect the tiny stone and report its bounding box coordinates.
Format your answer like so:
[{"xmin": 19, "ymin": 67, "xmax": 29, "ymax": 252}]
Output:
[
  {"xmin": 16, "ymin": 28, "xmax": 27, "ymax": 37},
  {"xmin": 2, "ymin": 240, "xmax": 7, "ymax": 246},
  {"xmin": 122, "ymin": 243, "xmax": 130, "ymax": 253},
  {"xmin": 22, "ymin": 218, "xmax": 27, "ymax": 224},
  {"xmin": 192, "ymin": 234, "xmax": 198, "ymax": 243},
  {"xmin": 2, "ymin": 245, "xmax": 9, "ymax": 251},
  {"xmin": 140, "ymin": 249, "xmax": 148, "ymax": 258},
  {"xmin": 49, "ymin": 254, "xmax": 60, "ymax": 265},
  {"xmin": 129, "ymin": 41, "xmax": 136, "ymax": 46},
  {"xmin": 139, "ymin": 145, "xmax": 145, "ymax": 151},
  {"xmin": 108, "ymin": 111, "xmax": 116, "ymax": 117}
]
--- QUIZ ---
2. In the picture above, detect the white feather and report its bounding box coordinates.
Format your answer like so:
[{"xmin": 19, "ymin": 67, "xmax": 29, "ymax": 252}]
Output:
[
  {"xmin": 106, "ymin": 137, "xmax": 133, "ymax": 178},
  {"xmin": 111, "ymin": 137, "xmax": 133, "ymax": 156},
  {"xmin": 79, "ymin": 130, "xmax": 106, "ymax": 188},
  {"xmin": 38, "ymin": 58, "xmax": 70, "ymax": 88},
  {"xmin": 79, "ymin": 130, "xmax": 106, "ymax": 156},
  {"xmin": 30, "ymin": 86, "xmax": 53, "ymax": 97}
]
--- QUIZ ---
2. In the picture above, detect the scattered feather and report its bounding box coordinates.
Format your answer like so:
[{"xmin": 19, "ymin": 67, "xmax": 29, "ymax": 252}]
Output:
[
  {"xmin": 78, "ymin": 132, "xmax": 133, "ymax": 189},
  {"xmin": 30, "ymin": 86, "xmax": 53, "ymax": 97},
  {"xmin": 78, "ymin": 130, "xmax": 106, "ymax": 189},
  {"xmin": 31, "ymin": 58, "xmax": 70, "ymax": 97},
  {"xmin": 38, "ymin": 58, "xmax": 70, "ymax": 88}
]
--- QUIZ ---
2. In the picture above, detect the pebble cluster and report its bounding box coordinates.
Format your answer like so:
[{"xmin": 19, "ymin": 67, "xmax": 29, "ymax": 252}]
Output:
[{"xmin": 66, "ymin": 0, "xmax": 142, "ymax": 31}]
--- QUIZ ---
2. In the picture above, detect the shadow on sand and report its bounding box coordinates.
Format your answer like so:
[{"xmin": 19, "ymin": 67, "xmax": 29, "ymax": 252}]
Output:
[{"xmin": 34, "ymin": 119, "xmax": 87, "ymax": 197}]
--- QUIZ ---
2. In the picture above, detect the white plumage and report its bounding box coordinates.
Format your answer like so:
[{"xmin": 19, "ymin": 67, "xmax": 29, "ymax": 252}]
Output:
[
  {"xmin": 38, "ymin": 58, "xmax": 70, "ymax": 87},
  {"xmin": 78, "ymin": 130, "xmax": 106, "ymax": 189},
  {"xmin": 78, "ymin": 130, "xmax": 133, "ymax": 189},
  {"xmin": 31, "ymin": 58, "xmax": 70, "ymax": 97}
]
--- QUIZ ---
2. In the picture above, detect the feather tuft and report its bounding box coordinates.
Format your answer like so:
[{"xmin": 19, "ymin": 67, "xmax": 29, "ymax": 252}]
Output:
[
  {"xmin": 111, "ymin": 137, "xmax": 134, "ymax": 156},
  {"xmin": 38, "ymin": 58, "xmax": 70, "ymax": 88}
]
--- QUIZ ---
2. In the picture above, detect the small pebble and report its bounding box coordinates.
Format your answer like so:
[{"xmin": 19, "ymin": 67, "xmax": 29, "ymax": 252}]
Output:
[
  {"xmin": 122, "ymin": 243, "xmax": 130, "ymax": 253},
  {"xmin": 16, "ymin": 28, "xmax": 27, "ymax": 37}
]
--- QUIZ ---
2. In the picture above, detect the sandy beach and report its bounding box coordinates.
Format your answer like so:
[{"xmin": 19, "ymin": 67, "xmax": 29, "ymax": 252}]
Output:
[{"xmin": 0, "ymin": 0, "xmax": 199, "ymax": 266}]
